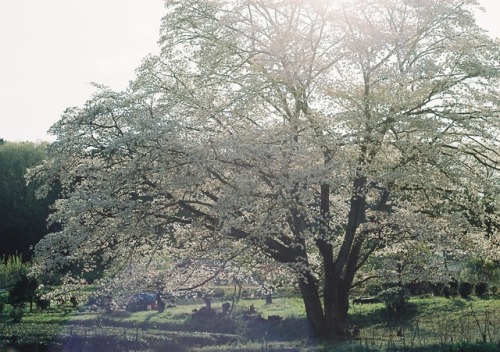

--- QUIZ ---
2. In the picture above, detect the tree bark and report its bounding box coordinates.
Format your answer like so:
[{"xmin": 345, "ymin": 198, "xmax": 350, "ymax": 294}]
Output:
[
  {"xmin": 298, "ymin": 272, "xmax": 327, "ymax": 339},
  {"xmin": 330, "ymin": 278, "xmax": 351, "ymax": 337},
  {"xmin": 299, "ymin": 269, "xmax": 352, "ymax": 340}
]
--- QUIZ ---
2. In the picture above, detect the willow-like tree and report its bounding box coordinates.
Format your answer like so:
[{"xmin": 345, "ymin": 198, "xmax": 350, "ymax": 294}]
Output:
[{"xmin": 31, "ymin": 0, "xmax": 499, "ymax": 339}]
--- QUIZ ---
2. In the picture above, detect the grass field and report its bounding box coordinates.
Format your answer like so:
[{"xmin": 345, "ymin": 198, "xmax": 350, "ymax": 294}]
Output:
[{"xmin": 1, "ymin": 292, "xmax": 499, "ymax": 351}]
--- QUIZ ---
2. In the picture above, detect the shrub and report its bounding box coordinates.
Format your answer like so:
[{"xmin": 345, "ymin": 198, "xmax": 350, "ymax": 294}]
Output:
[
  {"xmin": 191, "ymin": 305, "xmax": 217, "ymax": 319},
  {"xmin": 211, "ymin": 288, "xmax": 225, "ymax": 298},
  {"xmin": 87, "ymin": 293, "xmax": 113, "ymax": 313},
  {"xmin": 406, "ymin": 281, "xmax": 435, "ymax": 296},
  {"xmin": 36, "ymin": 296, "xmax": 50, "ymax": 310},
  {"xmin": 0, "ymin": 254, "xmax": 28, "ymax": 290},
  {"xmin": 10, "ymin": 306, "xmax": 24, "ymax": 323},
  {"xmin": 0, "ymin": 301, "xmax": 4, "ymax": 314},
  {"xmin": 379, "ymin": 287, "xmax": 410, "ymax": 314},
  {"xmin": 449, "ymin": 279, "xmax": 459, "ymax": 296},
  {"xmin": 442, "ymin": 284, "xmax": 451, "ymax": 298},
  {"xmin": 432, "ymin": 282, "xmax": 445, "ymax": 296},
  {"xmin": 474, "ymin": 282, "xmax": 488, "ymax": 296},
  {"xmin": 459, "ymin": 282, "xmax": 473, "ymax": 298},
  {"xmin": 241, "ymin": 289, "xmax": 252, "ymax": 299},
  {"xmin": 189, "ymin": 306, "xmax": 236, "ymax": 334},
  {"xmin": 8, "ymin": 273, "xmax": 38, "ymax": 309},
  {"xmin": 221, "ymin": 302, "xmax": 231, "ymax": 314},
  {"xmin": 70, "ymin": 295, "xmax": 78, "ymax": 308},
  {"xmin": 364, "ymin": 282, "xmax": 384, "ymax": 297}
]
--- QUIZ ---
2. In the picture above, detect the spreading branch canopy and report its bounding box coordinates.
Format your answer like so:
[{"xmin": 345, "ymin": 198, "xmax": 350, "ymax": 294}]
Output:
[{"xmin": 31, "ymin": 0, "xmax": 499, "ymax": 336}]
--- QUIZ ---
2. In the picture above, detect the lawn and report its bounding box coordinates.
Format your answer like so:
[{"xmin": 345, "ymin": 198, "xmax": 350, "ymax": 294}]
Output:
[
  {"xmin": 1, "ymin": 293, "xmax": 499, "ymax": 351},
  {"xmin": 348, "ymin": 296, "xmax": 500, "ymax": 351}
]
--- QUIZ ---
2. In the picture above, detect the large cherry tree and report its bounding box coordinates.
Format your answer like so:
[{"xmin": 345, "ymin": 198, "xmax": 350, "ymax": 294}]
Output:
[{"xmin": 31, "ymin": 0, "xmax": 499, "ymax": 339}]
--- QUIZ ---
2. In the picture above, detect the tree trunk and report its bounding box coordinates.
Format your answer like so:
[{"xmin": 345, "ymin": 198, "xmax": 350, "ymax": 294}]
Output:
[
  {"xmin": 298, "ymin": 272, "xmax": 326, "ymax": 339},
  {"xmin": 202, "ymin": 296, "xmax": 212, "ymax": 310},
  {"xmin": 265, "ymin": 293, "xmax": 273, "ymax": 304},
  {"xmin": 300, "ymin": 272, "xmax": 352, "ymax": 340},
  {"xmin": 323, "ymin": 270, "xmax": 351, "ymax": 338},
  {"xmin": 282, "ymin": 177, "xmax": 367, "ymax": 340},
  {"xmin": 331, "ymin": 279, "xmax": 350, "ymax": 337},
  {"xmin": 328, "ymin": 175, "xmax": 366, "ymax": 337}
]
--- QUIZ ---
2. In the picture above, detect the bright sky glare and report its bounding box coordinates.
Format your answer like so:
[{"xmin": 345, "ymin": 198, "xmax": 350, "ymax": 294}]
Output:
[
  {"xmin": 0, "ymin": 0, "xmax": 164, "ymax": 142},
  {"xmin": 0, "ymin": 0, "xmax": 499, "ymax": 142}
]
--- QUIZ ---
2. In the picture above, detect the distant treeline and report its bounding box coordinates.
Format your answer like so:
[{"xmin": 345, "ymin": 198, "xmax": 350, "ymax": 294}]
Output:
[{"xmin": 0, "ymin": 139, "xmax": 59, "ymax": 260}]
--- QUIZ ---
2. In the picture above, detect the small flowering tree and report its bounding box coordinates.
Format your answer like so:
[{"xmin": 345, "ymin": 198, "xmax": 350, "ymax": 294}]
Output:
[{"xmin": 30, "ymin": 0, "xmax": 499, "ymax": 340}]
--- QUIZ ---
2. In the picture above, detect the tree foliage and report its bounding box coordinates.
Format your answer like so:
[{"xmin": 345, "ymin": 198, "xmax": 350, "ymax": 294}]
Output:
[
  {"xmin": 0, "ymin": 254, "xmax": 28, "ymax": 290},
  {"xmin": 8, "ymin": 273, "xmax": 38, "ymax": 312},
  {"xmin": 0, "ymin": 141, "xmax": 57, "ymax": 259},
  {"xmin": 31, "ymin": 0, "xmax": 499, "ymax": 339}
]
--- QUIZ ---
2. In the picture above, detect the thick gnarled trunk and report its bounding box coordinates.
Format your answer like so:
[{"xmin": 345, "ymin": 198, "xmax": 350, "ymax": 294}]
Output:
[
  {"xmin": 299, "ymin": 268, "xmax": 354, "ymax": 340},
  {"xmin": 325, "ymin": 276, "xmax": 351, "ymax": 337},
  {"xmin": 298, "ymin": 273, "xmax": 327, "ymax": 338},
  {"xmin": 299, "ymin": 177, "xmax": 367, "ymax": 340}
]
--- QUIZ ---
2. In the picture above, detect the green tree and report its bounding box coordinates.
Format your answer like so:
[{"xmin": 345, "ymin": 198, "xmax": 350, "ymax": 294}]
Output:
[
  {"xmin": 32, "ymin": 0, "xmax": 499, "ymax": 340},
  {"xmin": 0, "ymin": 254, "xmax": 28, "ymax": 289},
  {"xmin": 8, "ymin": 273, "xmax": 38, "ymax": 312},
  {"xmin": 0, "ymin": 141, "xmax": 57, "ymax": 259}
]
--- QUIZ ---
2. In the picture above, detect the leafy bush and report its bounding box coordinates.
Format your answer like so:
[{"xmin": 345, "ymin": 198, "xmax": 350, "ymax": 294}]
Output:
[
  {"xmin": 0, "ymin": 254, "xmax": 28, "ymax": 290},
  {"xmin": 36, "ymin": 296, "xmax": 51, "ymax": 310},
  {"xmin": 432, "ymin": 282, "xmax": 445, "ymax": 296},
  {"xmin": 364, "ymin": 282, "xmax": 384, "ymax": 297},
  {"xmin": 189, "ymin": 306, "xmax": 236, "ymax": 334},
  {"xmin": 379, "ymin": 287, "xmax": 410, "ymax": 314},
  {"xmin": 8, "ymin": 273, "xmax": 38, "ymax": 308},
  {"xmin": 87, "ymin": 293, "xmax": 113, "ymax": 313},
  {"xmin": 70, "ymin": 295, "xmax": 78, "ymax": 308},
  {"xmin": 442, "ymin": 284, "xmax": 451, "ymax": 298},
  {"xmin": 442, "ymin": 280, "xmax": 458, "ymax": 298},
  {"xmin": 9, "ymin": 306, "xmax": 24, "ymax": 323},
  {"xmin": 461, "ymin": 258, "xmax": 500, "ymax": 285},
  {"xmin": 191, "ymin": 305, "xmax": 218, "ymax": 319},
  {"xmin": 459, "ymin": 282, "xmax": 473, "ymax": 298},
  {"xmin": 241, "ymin": 289, "xmax": 252, "ymax": 299},
  {"xmin": 449, "ymin": 279, "xmax": 459, "ymax": 296},
  {"xmin": 474, "ymin": 282, "xmax": 488, "ymax": 296},
  {"xmin": 211, "ymin": 288, "xmax": 225, "ymax": 298},
  {"xmin": 405, "ymin": 281, "xmax": 435, "ymax": 296}
]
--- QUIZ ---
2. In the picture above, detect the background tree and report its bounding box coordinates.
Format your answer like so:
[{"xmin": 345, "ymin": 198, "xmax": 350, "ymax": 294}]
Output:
[
  {"xmin": 0, "ymin": 254, "xmax": 28, "ymax": 290},
  {"xmin": 0, "ymin": 141, "xmax": 58, "ymax": 259},
  {"xmin": 32, "ymin": 0, "xmax": 499, "ymax": 340},
  {"xmin": 8, "ymin": 272, "xmax": 38, "ymax": 313}
]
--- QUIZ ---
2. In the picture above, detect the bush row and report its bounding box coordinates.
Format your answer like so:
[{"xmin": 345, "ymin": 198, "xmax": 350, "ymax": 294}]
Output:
[{"xmin": 389, "ymin": 281, "xmax": 492, "ymax": 298}]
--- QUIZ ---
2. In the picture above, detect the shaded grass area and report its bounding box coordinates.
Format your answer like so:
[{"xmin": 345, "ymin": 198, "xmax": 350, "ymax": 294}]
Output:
[
  {"xmin": 1, "ymin": 296, "xmax": 499, "ymax": 351},
  {"xmin": 348, "ymin": 296, "xmax": 500, "ymax": 351},
  {"xmin": 0, "ymin": 298, "xmax": 307, "ymax": 350}
]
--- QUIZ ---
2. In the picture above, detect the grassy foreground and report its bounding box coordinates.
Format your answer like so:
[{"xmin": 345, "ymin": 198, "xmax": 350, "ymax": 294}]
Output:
[{"xmin": 1, "ymin": 294, "xmax": 499, "ymax": 351}]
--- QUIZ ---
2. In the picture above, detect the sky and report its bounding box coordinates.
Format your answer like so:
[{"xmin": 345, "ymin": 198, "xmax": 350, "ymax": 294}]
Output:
[{"xmin": 0, "ymin": 0, "xmax": 499, "ymax": 143}]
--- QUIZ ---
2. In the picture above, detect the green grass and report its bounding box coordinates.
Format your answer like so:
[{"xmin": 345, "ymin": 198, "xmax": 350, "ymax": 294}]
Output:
[
  {"xmin": 1, "ymin": 294, "xmax": 499, "ymax": 351},
  {"xmin": 60, "ymin": 297, "xmax": 305, "ymax": 329},
  {"xmin": 347, "ymin": 296, "xmax": 500, "ymax": 351}
]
